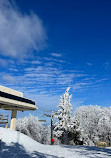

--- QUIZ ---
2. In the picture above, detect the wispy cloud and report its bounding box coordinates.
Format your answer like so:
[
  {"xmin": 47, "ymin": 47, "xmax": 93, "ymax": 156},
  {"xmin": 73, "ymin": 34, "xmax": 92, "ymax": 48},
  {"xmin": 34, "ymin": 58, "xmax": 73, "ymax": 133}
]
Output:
[
  {"xmin": 0, "ymin": 0, "xmax": 46, "ymax": 58},
  {"xmin": 0, "ymin": 56, "xmax": 108, "ymax": 110},
  {"xmin": 95, "ymin": 78, "xmax": 108, "ymax": 83},
  {"xmin": 44, "ymin": 57, "xmax": 66, "ymax": 63},
  {"xmin": 50, "ymin": 53, "xmax": 62, "ymax": 57},
  {"xmin": 86, "ymin": 62, "xmax": 93, "ymax": 66},
  {"xmin": 0, "ymin": 58, "xmax": 8, "ymax": 67},
  {"xmin": 2, "ymin": 74, "xmax": 14, "ymax": 82},
  {"xmin": 72, "ymin": 82, "xmax": 92, "ymax": 91},
  {"xmin": 1, "ymin": 59, "xmax": 90, "ymax": 96}
]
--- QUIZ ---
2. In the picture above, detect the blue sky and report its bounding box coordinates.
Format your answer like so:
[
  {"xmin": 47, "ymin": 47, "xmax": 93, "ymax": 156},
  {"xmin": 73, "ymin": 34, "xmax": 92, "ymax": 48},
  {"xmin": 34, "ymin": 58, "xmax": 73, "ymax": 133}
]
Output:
[{"xmin": 0, "ymin": 0, "xmax": 111, "ymax": 122}]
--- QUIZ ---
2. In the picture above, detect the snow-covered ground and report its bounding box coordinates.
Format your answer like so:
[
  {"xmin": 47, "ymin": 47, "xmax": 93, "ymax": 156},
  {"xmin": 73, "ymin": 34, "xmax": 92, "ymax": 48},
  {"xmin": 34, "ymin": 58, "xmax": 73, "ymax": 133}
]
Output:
[{"xmin": 0, "ymin": 127, "xmax": 111, "ymax": 158}]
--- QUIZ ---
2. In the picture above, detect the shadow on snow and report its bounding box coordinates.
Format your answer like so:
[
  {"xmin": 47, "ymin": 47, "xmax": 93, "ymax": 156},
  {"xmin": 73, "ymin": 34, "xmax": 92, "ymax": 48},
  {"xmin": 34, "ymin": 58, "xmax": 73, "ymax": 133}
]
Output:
[
  {"xmin": 1, "ymin": 141, "xmax": 111, "ymax": 158},
  {"xmin": 0, "ymin": 142, "xmax": 61, "ymax": 158},
  {"xmin": 61, "ymin": 145, "xmax": 111, "ymax": 158}
]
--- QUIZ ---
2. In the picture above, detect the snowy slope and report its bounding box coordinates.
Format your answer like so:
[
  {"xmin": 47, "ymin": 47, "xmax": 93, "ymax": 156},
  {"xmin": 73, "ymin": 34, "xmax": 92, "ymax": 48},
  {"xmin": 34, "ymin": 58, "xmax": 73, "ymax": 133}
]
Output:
[{"xmin": 0, "ymin": 127, "xmax": 111, "ymax": 158}]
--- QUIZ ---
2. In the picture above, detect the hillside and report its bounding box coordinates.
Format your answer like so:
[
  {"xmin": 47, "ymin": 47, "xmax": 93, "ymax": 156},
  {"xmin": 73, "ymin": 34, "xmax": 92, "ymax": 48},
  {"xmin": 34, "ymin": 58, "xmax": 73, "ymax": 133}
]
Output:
[{"xmin": 0, "ymin": 127, "xmax": 111, "ymax": 158}]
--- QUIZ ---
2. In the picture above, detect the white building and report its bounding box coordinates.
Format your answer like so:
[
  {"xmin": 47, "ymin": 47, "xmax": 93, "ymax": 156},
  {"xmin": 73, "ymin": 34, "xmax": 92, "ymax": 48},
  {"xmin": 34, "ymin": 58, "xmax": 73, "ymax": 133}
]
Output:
[{"xmin": 0, "ymin": 85, "xmax": 37, "ymax": 130}]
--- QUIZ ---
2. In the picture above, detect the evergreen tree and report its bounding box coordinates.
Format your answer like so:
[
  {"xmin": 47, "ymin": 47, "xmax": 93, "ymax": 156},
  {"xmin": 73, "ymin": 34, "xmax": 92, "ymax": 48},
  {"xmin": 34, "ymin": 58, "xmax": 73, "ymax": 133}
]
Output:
[
  {"xmin": 67, "ymin": 116, "xmax": 83, "ymax": 145},
  {"xmin": 54, "ymin": 87, "xmax": 72, "ymax": 144}
]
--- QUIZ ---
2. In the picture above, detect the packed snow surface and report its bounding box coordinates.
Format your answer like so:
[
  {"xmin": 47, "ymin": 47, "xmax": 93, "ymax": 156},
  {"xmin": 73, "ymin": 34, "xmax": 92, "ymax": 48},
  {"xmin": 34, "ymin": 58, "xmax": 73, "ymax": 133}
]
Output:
[{"xmin": 0, "ymin": 127, "xmax": 111, "ymax": 158}]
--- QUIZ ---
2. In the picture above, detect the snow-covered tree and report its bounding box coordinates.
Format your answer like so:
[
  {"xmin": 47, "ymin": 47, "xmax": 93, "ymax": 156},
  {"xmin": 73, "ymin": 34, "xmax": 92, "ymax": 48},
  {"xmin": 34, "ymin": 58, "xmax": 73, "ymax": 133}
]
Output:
[
  {"xmin": 97, "ymin": 107, "xmax": 111, "ymax": 146},
  {"xmin": 41, "ymin": 125, "xmax": 51, "ymax": 144},
  {"xmin": 67, "ymin": 116, "xmax": 83, "ymax": 145},
  {"xmin": 74, "ymin": 105, "xmax": 101, "ymax": 146},
  {"xmin": 16, "ymin": 114, "xmax": 42, "ymax": 142},
  {"xmin": 16, "ymin": 114, "xmax": 51, "ymax": 144},
  {"xmin": 74, "ymin": 105, "xmax": 111, "ymax": 146},
  {"xmin": 54, "ymin": 87, "xmax": 72, "ymax": 144}
]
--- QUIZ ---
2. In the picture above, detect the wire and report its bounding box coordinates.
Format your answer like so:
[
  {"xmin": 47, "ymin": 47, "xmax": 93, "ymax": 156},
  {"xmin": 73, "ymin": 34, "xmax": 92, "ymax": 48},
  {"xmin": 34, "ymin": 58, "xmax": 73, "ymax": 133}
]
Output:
[
  {"xmin": 37, "ymin": 106, "xmax": 58, "ymax": 113},
  {"xmin": 39, "ymin": 114, "xmax": 45, "ymax": 118},
  {"xmin": 37, "ymin": 106, "xmax": 51, "ymax": 112}
]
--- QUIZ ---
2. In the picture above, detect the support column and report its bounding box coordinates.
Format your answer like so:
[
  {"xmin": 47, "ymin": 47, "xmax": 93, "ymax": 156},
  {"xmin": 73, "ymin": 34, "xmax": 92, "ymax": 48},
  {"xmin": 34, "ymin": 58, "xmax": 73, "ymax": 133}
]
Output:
[{"xmin": 10, "ymin": 110, "xmax": 17, "ymax": 130}]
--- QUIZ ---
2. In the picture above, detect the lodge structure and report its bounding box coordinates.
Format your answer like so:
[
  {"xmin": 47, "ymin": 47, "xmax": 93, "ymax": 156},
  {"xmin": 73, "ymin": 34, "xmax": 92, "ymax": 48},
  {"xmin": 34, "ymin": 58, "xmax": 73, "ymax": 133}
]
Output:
[{"xmin": 0, "ymin": 85, "xmax": 37, "ymax": 130}]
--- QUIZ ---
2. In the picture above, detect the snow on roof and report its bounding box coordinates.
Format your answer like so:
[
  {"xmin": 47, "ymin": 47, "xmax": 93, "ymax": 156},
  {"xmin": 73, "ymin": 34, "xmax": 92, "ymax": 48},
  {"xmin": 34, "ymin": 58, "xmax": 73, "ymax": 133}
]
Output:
[
  {"xmin": 0, "ymin": 85, "xmax": 23, "ymax": 97},
  {"xmin": 0, "ymin": 85, "xmax": 37, "ymax": 111}
]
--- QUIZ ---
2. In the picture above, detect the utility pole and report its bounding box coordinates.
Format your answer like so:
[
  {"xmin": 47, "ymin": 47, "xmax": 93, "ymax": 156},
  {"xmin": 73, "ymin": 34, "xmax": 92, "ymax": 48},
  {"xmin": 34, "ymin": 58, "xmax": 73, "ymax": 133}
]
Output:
[
  {"xmin": 51, "ymin": 114, "xmax": 54, "ymax": 145},
  {"xmin": 44, "ymin": 111, "xmax": 55, "ymax": 145}
]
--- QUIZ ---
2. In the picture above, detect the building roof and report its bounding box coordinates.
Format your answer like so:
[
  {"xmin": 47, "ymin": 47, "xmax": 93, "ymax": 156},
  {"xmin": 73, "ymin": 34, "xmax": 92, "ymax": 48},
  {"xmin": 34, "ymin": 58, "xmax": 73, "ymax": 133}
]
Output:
[{"xmin": 0, "ymin": 85, "xmax": 37, "ymax": 111}]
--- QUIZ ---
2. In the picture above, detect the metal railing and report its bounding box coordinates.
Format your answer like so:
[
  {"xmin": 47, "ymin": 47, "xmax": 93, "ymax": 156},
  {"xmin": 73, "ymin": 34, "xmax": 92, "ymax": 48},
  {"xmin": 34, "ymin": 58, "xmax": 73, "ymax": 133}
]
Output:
[{"xmin": 0, "ymin": 115, "xmax": 8, "ymax": 128}]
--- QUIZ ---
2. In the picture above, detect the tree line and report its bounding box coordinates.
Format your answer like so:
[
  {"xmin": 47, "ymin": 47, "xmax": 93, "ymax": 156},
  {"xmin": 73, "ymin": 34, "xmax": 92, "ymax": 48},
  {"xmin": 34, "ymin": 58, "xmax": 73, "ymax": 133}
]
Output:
[{"xmin": 16, "ymin": 87, "xmax": 111, "ymax": 146}]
